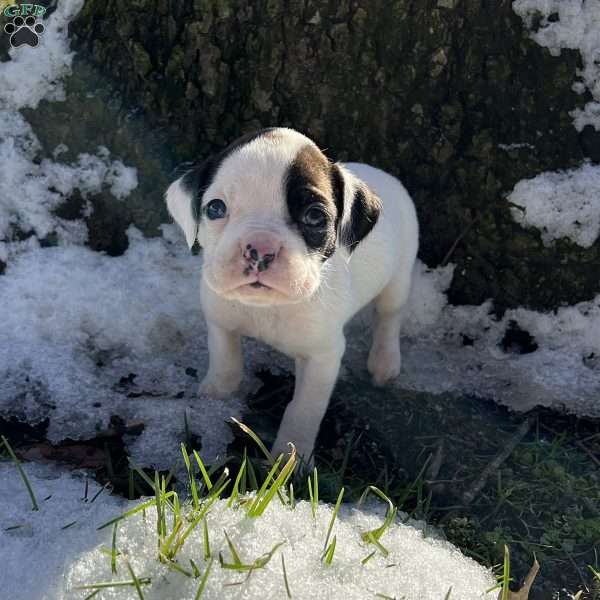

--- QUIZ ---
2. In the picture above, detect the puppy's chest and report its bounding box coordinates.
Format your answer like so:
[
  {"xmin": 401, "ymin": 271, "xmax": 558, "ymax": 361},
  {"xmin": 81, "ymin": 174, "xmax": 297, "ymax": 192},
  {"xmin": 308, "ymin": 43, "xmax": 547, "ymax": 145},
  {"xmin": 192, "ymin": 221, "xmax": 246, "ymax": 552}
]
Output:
[{"xmin": 217, "ymin": 304, "xmax": 325, "ymax": 356}]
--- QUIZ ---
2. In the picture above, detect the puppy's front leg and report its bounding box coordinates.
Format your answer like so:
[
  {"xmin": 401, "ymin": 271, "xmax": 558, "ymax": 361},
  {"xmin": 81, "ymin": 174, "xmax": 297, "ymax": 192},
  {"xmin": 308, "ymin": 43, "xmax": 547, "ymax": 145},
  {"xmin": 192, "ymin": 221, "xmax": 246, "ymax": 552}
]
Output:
[
  {"xmin": 272, "ymin": 341, "xmax": 345, "ymax": 463},
  {"xmin": 199, "ymin": 321, "xmax": 244, "ymax": 397}
]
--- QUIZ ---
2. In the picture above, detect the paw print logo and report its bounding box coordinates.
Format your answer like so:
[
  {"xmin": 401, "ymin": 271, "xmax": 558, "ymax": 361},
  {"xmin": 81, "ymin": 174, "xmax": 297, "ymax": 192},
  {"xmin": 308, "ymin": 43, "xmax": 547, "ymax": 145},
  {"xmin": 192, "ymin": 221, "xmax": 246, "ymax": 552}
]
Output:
[{"xmin": 3, "ymin": 15, "xmax": 45, "ymax": 48}]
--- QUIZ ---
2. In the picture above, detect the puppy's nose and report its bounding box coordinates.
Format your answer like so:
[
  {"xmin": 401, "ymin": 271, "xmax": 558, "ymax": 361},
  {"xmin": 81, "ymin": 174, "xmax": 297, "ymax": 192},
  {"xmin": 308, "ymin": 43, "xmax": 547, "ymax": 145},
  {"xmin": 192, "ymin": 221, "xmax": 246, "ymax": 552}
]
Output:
[{"xmin": 242, "ymin": 237, "xmax": 282, "ymax": 272}]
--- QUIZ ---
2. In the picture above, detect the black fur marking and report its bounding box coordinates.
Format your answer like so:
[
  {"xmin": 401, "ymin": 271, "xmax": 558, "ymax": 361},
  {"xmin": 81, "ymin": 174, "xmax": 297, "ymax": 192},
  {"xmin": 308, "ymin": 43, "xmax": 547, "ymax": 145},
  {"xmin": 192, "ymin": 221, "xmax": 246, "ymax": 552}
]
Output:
[
  {"xmin": 341, "ymin": 183, "xmax": 382, "ymax": 253},
  {"xmin": 330, "ymin": 163, "xmax": 345, "ymax": 230},
  {"xmin": 285, "ymin": 145, "xmax": 341, "ymax": 260}
]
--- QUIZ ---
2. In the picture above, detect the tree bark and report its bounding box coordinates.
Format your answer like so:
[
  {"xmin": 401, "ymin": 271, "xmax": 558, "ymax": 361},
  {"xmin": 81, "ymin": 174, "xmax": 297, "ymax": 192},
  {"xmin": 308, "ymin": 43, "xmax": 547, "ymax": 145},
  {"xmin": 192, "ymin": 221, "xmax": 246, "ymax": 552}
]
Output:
[{"xmin": 71, "ymin": 0, "xmax": 600, "ymax": 312}]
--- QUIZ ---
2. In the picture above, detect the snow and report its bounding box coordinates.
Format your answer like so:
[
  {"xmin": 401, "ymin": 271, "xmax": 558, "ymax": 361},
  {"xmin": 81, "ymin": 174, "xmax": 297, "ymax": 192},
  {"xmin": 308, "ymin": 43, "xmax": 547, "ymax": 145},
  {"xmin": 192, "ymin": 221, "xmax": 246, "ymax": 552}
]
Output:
[
  {"xmin": 0, "ymin": 114, "xmax": 138, "ymax": 261},
  {"xmin": 346, "ymin": 266, "xmax": 600, "ymax": 416},
  {"xmin": 498, "ymin": 143, "xmax": 535, "ymax": 151},
  {"xmin": 0, "ymin": 462, "xmax": 127, "ymax": 600},
  {"xmin": 507, "ymin": 160, "xmax": 600, "ymax": 248},
  {"xmin": 0, "ymin": 0, "xmax": 137, "ymax": 266},
  {"xmin": 0, "ymin": 0, "xmax": 598, "ymax": 596},
  {"xmin": 513, "ymin": 0, "xmax": 600, "ymax": 130},
  {"xmin": 66, "ymin": 500, "xmax": 494, "ymax": 599},
  {"xmin": 0, "ymin": 0, "xmax": 241, "ymax": 469},
  {"xmin": 0, "ymin": 0, "xmax": 598, "ymax": 470},
  {"xmin": 0, "ymin": 0, "xmax": 85, "ymax": 110},
  {"xmin": 0, "ymin": 227, "xmax": 246, "ymax": 468},
  {"xmin": 0, "ymin": 462, "xmax": 495, "ymax": 600}
]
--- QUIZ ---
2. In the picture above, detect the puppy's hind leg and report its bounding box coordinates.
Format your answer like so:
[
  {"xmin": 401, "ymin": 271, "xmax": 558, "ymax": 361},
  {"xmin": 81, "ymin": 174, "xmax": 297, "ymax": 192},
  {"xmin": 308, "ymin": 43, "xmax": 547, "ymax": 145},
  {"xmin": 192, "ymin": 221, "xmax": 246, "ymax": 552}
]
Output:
[{"xmin": 367, "ymin": 265, "xmax": 412, "ymax": 387}]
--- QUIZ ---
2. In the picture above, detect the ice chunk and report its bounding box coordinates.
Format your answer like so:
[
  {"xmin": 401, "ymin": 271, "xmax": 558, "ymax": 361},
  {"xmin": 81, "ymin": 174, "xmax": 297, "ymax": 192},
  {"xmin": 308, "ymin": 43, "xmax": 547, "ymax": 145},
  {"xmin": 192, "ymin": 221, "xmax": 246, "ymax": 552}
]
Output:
[{"xmin": 507, "ymin": 160, "xmax": 600, "ymax": 248}]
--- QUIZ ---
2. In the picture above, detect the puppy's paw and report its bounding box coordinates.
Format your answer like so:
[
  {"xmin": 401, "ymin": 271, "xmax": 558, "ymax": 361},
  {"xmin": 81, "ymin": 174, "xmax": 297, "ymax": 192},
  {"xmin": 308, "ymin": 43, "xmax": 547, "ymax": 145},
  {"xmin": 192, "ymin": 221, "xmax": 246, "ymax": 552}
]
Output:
[
  {"xmin": 367, "ymin": 344, "xmax": 401, "ymax": 387},
  {"xmin": 198, "ymin": 372, "xmax": 242, "ymax": 397}
]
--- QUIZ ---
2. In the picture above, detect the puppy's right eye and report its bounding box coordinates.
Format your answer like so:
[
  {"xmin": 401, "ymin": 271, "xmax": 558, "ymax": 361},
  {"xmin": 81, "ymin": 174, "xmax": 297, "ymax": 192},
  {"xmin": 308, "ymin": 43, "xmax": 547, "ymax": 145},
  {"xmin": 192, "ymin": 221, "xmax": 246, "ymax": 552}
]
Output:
[{"xmin": 205, "ymin": 199, "xmax": 227, "ymax": 220}]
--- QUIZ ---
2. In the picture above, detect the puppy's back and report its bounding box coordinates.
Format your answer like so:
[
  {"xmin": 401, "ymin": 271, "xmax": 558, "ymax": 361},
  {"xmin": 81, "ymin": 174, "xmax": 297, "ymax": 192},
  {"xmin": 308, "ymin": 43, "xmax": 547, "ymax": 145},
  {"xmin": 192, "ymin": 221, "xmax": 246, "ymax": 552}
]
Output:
[{"xmin": 339, "ymin": 162, "xmax": 419, "ymax": 312}]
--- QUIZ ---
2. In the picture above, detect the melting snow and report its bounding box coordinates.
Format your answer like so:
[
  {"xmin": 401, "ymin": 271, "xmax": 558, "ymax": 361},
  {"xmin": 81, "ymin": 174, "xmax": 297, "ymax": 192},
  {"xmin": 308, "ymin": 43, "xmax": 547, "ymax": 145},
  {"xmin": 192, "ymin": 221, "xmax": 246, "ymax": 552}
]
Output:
[
  {"xmin": 0, "ymin": 462, "xmax": 495, "ymax": 600},
  {"xmin": 507, "ymin": 160, "xmax": 600, "ymax": 248},
  {"xmin": 349, "ymin": 265, "xmax": 600, "ymax": 417},
  {"xmin": 0, "ymin": 0, "xmax": 599, "ymax": 470},
  {"xmin": 0, "ymin": 0, "xmax": 598, "ymax": 596},
  {"xmin": 0, "ymin": 462, "xmax": 127, "ymax": 600},
  {"xmin": 513, "ymin": 0, "xmax": 600, "ymax": 130}
]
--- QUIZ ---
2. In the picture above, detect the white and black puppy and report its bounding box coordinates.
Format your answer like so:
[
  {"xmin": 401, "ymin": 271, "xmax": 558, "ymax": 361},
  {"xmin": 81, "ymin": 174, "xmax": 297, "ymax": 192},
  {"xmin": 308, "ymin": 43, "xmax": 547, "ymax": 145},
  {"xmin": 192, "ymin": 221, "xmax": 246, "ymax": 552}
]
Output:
[{"xmin": 166, "ymin": 127, "xmax": 418, "ymax": 462}]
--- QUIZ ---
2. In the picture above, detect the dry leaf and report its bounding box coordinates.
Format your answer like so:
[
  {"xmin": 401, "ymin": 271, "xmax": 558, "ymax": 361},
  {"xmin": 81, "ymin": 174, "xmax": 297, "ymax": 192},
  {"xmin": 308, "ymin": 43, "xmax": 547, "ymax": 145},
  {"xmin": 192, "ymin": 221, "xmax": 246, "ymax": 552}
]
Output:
[{"xmin": 498, "ymin": 558, "xmax": 540, "ymax": 600}]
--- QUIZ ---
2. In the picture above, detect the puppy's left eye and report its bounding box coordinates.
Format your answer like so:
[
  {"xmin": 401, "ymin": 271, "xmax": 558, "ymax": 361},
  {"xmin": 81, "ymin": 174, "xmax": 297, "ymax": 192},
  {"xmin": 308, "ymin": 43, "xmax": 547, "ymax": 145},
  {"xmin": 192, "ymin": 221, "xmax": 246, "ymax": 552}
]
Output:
[
  {"xmin": 301, "ymin": 205, "xmax": 327, "ymax": 228},
  {"xmin": 205, "ymin": 199, "xmax": 227, "ymax": 220}
]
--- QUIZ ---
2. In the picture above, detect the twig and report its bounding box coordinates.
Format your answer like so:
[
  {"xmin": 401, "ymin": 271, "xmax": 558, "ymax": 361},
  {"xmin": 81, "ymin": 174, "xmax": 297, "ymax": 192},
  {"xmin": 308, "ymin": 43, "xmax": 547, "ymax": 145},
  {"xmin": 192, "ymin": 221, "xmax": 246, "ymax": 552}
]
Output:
[
  {"xmin": 575, "ymin": 440, "xmax": 600, "ymax": 469},
  {"xmin": 461, "ymin": 417, "xmax": 533, "ymax": 507},
  {"xmin": 564, "ymin": 549, "xmax": 590, "ymax": 594},
  {"xmin": 441, "ymin": 215, "xmax": 480, "ymax": 266}
]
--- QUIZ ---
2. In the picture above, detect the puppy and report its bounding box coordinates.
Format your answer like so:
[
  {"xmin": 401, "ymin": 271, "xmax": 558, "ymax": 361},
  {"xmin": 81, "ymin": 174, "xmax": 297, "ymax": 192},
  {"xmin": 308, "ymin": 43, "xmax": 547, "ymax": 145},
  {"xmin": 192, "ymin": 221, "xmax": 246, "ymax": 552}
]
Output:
[{"xmin": 166, "ymin": 128, "xmax": 419, "ymax": 462}]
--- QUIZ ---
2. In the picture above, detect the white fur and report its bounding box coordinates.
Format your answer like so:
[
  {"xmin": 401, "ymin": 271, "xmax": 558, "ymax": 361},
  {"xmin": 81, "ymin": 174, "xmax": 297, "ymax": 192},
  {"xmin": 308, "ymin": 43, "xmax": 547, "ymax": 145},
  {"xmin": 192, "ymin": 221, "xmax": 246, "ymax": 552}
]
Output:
[{"xmin": 166, "ymin": 130, "xmax": 419, "ymax": 463}]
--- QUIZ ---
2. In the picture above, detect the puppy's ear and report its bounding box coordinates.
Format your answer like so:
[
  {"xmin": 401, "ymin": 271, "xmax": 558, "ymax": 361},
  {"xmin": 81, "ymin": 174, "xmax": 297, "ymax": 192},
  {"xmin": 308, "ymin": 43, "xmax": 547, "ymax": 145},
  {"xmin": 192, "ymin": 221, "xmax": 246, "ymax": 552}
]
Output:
[
  {"xmin": 332, "ymin": 164, "xmax": 382, "ymax": 253},
  {"xmin": 165, "ymin": 159, "xmax": 215, "ymax": 249}
]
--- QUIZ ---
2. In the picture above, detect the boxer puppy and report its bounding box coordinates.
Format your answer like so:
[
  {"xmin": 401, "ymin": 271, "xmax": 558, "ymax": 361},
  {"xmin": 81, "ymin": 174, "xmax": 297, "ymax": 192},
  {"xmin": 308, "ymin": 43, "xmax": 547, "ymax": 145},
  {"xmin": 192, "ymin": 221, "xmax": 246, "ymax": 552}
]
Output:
[{"xmin": 166, "ymin": 127, "xmax": 419, "ymax": 462}]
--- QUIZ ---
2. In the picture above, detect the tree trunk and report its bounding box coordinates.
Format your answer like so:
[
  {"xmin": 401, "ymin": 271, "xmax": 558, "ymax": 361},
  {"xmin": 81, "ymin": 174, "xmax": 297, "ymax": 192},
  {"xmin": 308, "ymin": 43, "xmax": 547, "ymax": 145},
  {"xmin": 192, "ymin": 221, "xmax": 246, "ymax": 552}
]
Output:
[{"xmin": 71, "ymin": 0, "xmax": 600, "ymax": 312}]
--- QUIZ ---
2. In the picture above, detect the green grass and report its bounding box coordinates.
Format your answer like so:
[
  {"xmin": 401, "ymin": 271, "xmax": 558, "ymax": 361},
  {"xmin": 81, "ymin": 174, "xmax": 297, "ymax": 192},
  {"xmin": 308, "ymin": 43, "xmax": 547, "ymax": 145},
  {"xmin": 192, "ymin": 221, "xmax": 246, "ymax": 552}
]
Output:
[
  {"xmin": 1, "ymin": 435, "xmax": 39, "ymax": 511},
  {"xmin": 7, "ymin": 410, "xmax": 589, "ymax": 598},
  {"xmin": 74, "ymin": 419, "xmax": 492, "ymax": 597}
]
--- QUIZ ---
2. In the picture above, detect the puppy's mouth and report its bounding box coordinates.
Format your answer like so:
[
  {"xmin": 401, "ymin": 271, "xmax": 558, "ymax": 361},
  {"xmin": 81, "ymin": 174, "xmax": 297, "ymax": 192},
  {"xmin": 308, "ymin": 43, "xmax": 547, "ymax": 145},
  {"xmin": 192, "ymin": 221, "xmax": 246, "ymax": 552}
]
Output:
[
  {"xmin": 248, "ymin": 281, "xmax": 270, "ymax": 289},
  {"xmin": 238, "ymin": 279, "xmax": 281, "ymax": 295}
]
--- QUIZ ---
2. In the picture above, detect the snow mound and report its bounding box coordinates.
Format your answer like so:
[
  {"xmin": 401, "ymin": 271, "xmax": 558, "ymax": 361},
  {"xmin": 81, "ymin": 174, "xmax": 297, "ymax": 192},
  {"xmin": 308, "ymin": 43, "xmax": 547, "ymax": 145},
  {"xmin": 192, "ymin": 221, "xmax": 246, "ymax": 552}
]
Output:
[
  {"xmin": 507, "ymin": 160, "xmax": 600, "ymax": 247},
  {"xmin": 0, "ymin": 462, "xmax": 494, "ymax": 600},
  {"xmin": 64, "ymin": 496, "xmax": 494, "ymax": 600},
  {"xmin": 513, "ymin": 0, "xmax": 600, "ymax": 130}
]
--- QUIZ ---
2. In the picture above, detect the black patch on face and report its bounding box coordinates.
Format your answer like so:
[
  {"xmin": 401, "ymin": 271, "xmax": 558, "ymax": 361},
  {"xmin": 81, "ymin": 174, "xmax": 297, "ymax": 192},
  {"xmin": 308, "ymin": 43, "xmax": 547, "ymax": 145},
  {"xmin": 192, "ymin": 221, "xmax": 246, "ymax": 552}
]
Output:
[
  {"xmin": 340, "ymin": 183, "xmax": 382, "ymax": 253},
  {"xmin": 179, "ymin": 127, "xmax": 280, "ymax": 223},
  {"xmin": 285, "ymin": 145, "xmax": 343, "ymax": 260}
]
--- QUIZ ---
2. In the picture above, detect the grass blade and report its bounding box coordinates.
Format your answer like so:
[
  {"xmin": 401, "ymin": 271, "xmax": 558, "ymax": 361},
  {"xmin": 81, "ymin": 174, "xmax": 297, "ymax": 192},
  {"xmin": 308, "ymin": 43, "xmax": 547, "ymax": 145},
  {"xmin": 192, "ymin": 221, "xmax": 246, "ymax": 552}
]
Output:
[
  {"xmin": 322, "ymin": 535, "xmax": 337, "ymax": 565},
  {"xmin": 125, "ymin": 558, "xmax": 145, "ymax": 600},
  {"xmin": 98, "ymin": 497, "xmax": 169, "ymax": 530},
  {"xmin": 228, "ymin": 457, "xmax": 247, "ymax": 508},
  {"xmin": 358, "ymin": 486, "xmax": 397, "ymax": 553},
  {"xmin": 194, "ymin": 558, "xmax": 213, "ymax": 600},
  {"xmin": 281, "ymin": 553, "xmax": 292, "ymax": 598},
  {"xmin": 169, "ymin": 479, "xmax": 229, "ymax": 558},
  {"xmin": 247, "ymin": 454, "xmax": 284, "ymax": 516},
  {"xmin": 190, "ymin": 559, "xmax": 201, "ymax": 578},
  {"xmin": 308, "ymin": 467, "xmax": 319, "ymax": 519},
  {"xmin": 249, "ymin": 446, "xmax": 297, "ymax": 517},
  {"xmin": 182, "ymin": 444, "xmax": 200, "ymax": 510},
  {"xmin": 1, "ymin": 436, "xmax": 39, "ymax": 511},
  {"xmin": 323, "ymin": 487, "xmax": 344, "ymax": 552},
  {"xmin": 192, "ymin": 450, "xmax": 213, "ymax": 491},
  {"xmin": 111, "ymin": 524, "xmax": 118, "ymax": 574},
  {"xmin": 203, "ymin": 518, "xmax": 211, "ymax": 560},
  {"xmin": 232, "ymin": 418, "xmax": 275, "ymax": 464},
  {"xmin": 361, "ymin": 550, "xmax": 376, "ymax": 565}
]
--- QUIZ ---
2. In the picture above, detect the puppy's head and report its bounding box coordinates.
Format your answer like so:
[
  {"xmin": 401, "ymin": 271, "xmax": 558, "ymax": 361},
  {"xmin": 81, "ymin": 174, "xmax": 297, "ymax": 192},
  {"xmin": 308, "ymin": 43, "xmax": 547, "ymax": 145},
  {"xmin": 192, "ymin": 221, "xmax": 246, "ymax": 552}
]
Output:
[{"xmin": 166, "ymin": 128, "xmax": 380, "ymax": 306}]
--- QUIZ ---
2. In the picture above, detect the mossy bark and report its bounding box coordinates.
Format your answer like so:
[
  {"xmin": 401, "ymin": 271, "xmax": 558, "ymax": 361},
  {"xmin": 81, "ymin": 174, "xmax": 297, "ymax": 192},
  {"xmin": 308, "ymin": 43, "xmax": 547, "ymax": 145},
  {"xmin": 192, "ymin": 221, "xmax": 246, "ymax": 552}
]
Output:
[{"xmin": 71, "ymin": 0, "xmax": 600, "ymax": 311}]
